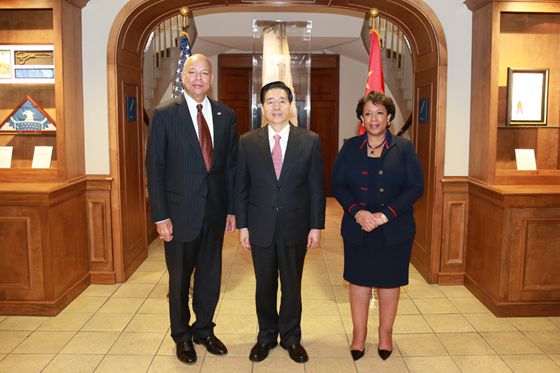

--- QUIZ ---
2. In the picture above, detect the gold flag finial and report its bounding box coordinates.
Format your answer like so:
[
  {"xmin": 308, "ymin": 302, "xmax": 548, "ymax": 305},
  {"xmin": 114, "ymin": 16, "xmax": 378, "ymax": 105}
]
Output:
[
  {"xmin": 369, "ymin": 8, "xmax": 379, "ymax": 29},
  {"xmin": 180, "ymin": 7, "xmax": 189, "ymax": 30}
]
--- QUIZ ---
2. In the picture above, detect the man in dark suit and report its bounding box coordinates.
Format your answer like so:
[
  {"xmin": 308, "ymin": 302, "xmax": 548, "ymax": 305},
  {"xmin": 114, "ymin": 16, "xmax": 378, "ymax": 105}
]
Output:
[
  {"xmin": 235, "ymin": 81, "xmax": 326, "ymax": 364},
  {"xmin": 145, "ymin": 54, "xmax": 237, "ymax": 365}
]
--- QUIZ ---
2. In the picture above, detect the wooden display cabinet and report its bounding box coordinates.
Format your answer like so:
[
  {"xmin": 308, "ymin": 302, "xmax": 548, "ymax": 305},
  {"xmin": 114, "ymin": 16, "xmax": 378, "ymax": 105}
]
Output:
[
  {"xmin": 465, "ymin": 0, "xmax": 560, "ymax": 316},
  {"xmin": 0, "ymin": 0, "xmax": 90, "ymax": 316}
]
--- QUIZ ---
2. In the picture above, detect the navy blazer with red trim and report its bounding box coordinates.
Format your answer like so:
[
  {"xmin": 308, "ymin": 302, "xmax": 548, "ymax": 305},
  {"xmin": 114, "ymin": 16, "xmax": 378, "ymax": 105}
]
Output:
[{"xmin": 331, "ymin": 130, "xmax": 424, "ymax": 246}]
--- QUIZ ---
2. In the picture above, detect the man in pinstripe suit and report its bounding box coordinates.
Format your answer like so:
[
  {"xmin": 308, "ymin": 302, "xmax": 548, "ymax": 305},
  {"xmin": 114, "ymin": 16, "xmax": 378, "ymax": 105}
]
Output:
[{"xmin": 145, "ymin": 54, "xmax": 237, "ymax": 365}]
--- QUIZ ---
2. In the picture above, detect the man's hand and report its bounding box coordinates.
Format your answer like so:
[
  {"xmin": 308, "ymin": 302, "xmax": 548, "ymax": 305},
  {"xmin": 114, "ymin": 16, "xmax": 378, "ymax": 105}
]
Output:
[
  {"xmin": 225, "ymin": 214, "xmax": 236, "ymax": 233},
  {"xmin": 156, "ymin": 219, "xmax": 173, "ymax": 242},
  {"xmin": 239, "ymin": 228, "xmax": 251, "ymax": 251},
  {"xmin": 307, "ymin": 229, "xmax": 321, "ymax": 249}
]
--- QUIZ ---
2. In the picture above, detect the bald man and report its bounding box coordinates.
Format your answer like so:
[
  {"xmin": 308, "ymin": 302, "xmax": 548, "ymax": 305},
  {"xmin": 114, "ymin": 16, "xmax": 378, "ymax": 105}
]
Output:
[{"xmin": 146, "ymin": 54, "xmax": 237, "ymax": 364}]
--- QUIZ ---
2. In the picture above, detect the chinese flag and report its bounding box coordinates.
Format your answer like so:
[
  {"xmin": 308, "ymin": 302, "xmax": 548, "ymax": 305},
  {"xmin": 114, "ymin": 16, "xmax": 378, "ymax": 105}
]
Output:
[{"xmin": 359, "ymin": 29, "xmax": 385, "ymax": 134}]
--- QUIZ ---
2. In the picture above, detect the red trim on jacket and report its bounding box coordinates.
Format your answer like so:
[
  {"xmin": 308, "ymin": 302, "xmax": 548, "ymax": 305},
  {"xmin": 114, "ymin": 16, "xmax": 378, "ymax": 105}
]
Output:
[
  {"xmin": 388, "ymin": 206, "xmax": 397, "ymax": 218},
  {"xmin": 347, "ymin": 203, "xmax": 358, "ymax": 213}
]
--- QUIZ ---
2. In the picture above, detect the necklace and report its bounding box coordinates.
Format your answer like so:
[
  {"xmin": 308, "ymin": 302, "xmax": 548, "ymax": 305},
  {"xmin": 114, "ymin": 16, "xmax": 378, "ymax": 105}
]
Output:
[{"xmin": 367, "ymin": 138, "xmax": 386, "ymax": 155}]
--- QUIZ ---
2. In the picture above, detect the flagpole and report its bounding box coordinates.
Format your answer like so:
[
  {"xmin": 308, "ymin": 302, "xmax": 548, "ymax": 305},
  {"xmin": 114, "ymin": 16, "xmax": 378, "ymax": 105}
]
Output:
[{"xmin": 180, "ymin": 6, "xmax": 189, "ymax": 31}]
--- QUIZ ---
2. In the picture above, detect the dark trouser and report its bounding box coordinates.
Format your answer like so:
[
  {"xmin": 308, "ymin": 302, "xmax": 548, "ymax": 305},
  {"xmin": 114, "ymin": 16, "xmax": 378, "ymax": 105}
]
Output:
[
  {"xmin": 251, "ymin": 237, "xmax": 307, "ymax": 347},
  {"xmin": 164, "ymin": 221, "xmax": 223, "ymax": 342}
]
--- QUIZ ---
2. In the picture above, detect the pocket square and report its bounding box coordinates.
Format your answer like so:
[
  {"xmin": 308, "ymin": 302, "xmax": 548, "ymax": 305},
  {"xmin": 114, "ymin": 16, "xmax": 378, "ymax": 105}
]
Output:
[{"xmin": 217, "ymin": 112, "xmax": 222, "ymax": 116}]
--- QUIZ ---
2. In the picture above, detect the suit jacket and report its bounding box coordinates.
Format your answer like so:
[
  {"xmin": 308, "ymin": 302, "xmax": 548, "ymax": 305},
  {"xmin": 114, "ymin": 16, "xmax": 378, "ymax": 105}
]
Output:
[
  {"xmin": 235, "ymin": 125, "xmax": 326, "ymax": 247},
  {"xmin": 331, "ymin": 131, "xmax": 424, "ymax": 246},
  {"xmin": 145, "ymin": 95, "xmax": 237, "ymax": 242}
]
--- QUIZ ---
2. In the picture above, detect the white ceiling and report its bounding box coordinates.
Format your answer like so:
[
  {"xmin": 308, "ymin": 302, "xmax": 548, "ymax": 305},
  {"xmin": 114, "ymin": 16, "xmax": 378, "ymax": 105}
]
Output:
[{"xmin": 190, "ymin": 9, "xmax": 369, "ymax": 64}]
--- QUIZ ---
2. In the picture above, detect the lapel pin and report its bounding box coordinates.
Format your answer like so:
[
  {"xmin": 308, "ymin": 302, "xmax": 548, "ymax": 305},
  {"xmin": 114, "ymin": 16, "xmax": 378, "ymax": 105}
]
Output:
[{"xmin": 217, "ymin": 112, "xmax": 222, "ymax": 116}]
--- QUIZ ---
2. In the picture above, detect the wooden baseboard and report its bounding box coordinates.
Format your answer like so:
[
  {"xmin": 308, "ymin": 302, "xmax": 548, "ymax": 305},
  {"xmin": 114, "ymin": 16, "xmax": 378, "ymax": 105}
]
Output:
[
  {"xmin": 437, "ymin": 273, "xmax": 465, "ymax": 285},
  {"xmin": 90, "ymin": 271, "xmax": 116, "ymax": 284},
  {"xmin": 0, "ymin": 273, "xmax": 90, "ymax": 316}
]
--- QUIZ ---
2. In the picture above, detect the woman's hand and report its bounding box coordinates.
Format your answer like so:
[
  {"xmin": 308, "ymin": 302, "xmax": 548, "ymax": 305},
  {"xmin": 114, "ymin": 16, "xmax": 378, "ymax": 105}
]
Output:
[{"xmin": 355, "ymin": 210, "xmax": 378, "ymax": 232}]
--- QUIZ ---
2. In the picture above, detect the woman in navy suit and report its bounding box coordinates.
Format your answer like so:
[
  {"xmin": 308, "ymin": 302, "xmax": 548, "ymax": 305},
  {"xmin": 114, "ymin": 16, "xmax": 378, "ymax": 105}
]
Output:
[{"xmin": 331, "ymin": 91, "xmax": 423, "ymax": 361}]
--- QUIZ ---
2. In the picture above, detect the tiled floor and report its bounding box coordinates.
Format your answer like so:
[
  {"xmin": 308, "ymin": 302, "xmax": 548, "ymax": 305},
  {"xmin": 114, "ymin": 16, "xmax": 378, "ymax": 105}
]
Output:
[{"xmin": 1, "ymin": 198, "xmax": 560, "ymax": 372}]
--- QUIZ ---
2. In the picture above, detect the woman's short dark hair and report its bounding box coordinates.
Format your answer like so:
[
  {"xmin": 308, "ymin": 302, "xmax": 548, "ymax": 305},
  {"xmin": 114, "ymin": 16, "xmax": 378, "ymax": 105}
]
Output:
[
  {"xmin": 260, "ymin": 81, "xmax": 293, "ymax": 104},
  {"xmin": 355, "ymin": 91, "xmax": 396, "ymax": 121}
]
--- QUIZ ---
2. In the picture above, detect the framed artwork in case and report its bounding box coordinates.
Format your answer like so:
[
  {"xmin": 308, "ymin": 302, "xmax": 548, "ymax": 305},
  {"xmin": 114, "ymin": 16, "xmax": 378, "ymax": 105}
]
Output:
[
  {"xmin": 506, "ymin": 67, "xmax": 549, "ymax": 126},
  {"xmin": 0, "ymin": 95, "xmax": 56, "ymax": 132}
]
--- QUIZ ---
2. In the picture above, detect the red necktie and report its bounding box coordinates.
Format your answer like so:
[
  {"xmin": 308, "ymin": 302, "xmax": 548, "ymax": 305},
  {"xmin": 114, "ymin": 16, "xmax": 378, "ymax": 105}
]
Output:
[
  {"xmin": 272, "ymin": 134, "xmax": 283, "ymax": 180},
  {"xmin": 197, "ymin": 104, "xmax": 213, "ymax": 171}
]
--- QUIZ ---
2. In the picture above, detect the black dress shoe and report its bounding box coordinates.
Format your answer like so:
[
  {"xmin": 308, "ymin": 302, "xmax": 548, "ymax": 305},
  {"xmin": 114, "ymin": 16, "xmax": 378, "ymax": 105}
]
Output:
[
  {"xmin": 283, "ymin": 343, "xmax": 308, "ymax": 363},
  {"xmin": 176, "ymin": 340, "xmax": 197, "ymax": 364},
  {"xmin": 351, "ymin": 349, "xmax": 365, "ymax": 361},
  {"xmin": 193, "ymin": 334, "xmax": 228, "ymax": 355},
  {"xmin": 249, "ymin": 341, "xmax": 278, "ymax": 362},
  {"xmin": 378, "ymin": 348, "xmax": 392, "ymax": 360}
]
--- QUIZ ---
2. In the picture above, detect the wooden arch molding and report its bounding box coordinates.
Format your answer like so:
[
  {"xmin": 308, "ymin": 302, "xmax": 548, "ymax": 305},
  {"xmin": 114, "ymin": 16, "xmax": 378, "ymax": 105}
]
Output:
[{"xmin": 107, "ymin": 0, "xmax": 448, "ymax": 283}]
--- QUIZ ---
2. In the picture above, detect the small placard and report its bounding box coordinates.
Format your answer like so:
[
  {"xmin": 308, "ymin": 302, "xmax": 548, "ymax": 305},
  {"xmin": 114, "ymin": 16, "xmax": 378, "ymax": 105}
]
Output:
[
  {"xmin": 127, "ymin": 96, "xmax": 137, "ymax": 121},
  {"xmin": 31, "ymin": 146, "xmax": 53, "ymax": 168},
  {"xmin": 515, "ymin": 148, "xmax": 537, "ymax": 171},
  {"xmin": 0, "ymin": 146, "xmax": 13, "ymax": 168},
  {"xmin": 419, "ymin": 98, "xmax": 429, "ymax": 123}
]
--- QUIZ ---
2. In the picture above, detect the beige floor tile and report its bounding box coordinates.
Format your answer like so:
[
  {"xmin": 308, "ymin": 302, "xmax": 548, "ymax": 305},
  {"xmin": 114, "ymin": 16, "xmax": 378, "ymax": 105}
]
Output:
[
  {"xmin": 0, "ymin": 331, "xmax": 31, "ymax": 353},
  {"xmin": 549, "ymin": 354, "xmax": 560, "ymax": 366},
  {"xmin": 252, "ymin": 357, "xmax": 305, "ymax": 373},
  {"xmin": 404, "ymin": 284, "xmax": 445, "ymax": 299},
  {"xmin": 42, "ymin": 354, "xmax": 103, "ymax": 373},
  {"xmin": 214, "ymin": 314, "xmax": 257, "ymax": 334},
  {"xmin": 481, "ymin": 332, "xmax": 542, "ymax": 354},
  {"xmin": 464, "ymin": 314, "xmax": 517, "ymax": 332},
  {"xmin": 332, "ymin": 285, "xmax": 349, "ymax": 303},
  {"xmin": 138, "ymin": 298, "xmax": 168, "ymax": 314},
  {"xmin": 80, "ymin": 284, "xmax": 121, "ymax": 297},
  {"xmin": 61, "ymin": 331, "xmax": 120, "ymax": 354},
  {"xmin": 449, "ymin": 297, "xmax": 491, "ymax": 314},
  {"xmin": 303, "ymin": 334, "xmax": 350, "ymax": 357},
  {"xmin": 306, "ymin": 356, "xmax": 357, "ymax": 373},
  {"xmin": 109, "ymin": 331, "xmax": 166, "ymax": 355},
  {"xmin": 452, "ymin": 355, "xmax": 511, "ymax": 373},
  {"xmin": 303, "ymin": 299, "xmax": 340, "ymax": 316},
  {"xmin": 125, "ymin": 314, "xmax": 170, "ymax": 333},
  {"xmin": 38, "ymin": 312, "xmax": 93, "ymax": 331},
  {"xmin": 0, "ymin": 316, "xmax": 5, "ymax": 324},
  {"xmin": 0, "ymin": 353, "xmax": 54, "ymax": 373},
  {"xmin": 397, "ymin": 298, "xmax": 420, "ymax": 315},
  {"xmin": 439, "ymin": 286, "xmax": 475, "ymax": 298},
  {"xmin": 209, "ymin": 333, "xmax": 255, "ymax": 357},
  {"xmin": 301, "ymin": 315, "xmax": 346, "ymax": 335},
  {"xmin": 302, "ymin": 286, "xmax": 336, "ymax": 300},
  {"xmin": 97, "ymin": 297, "xmax": 145, "ymax": 313},
  {"xmin": 217, "ymin": 298, "xmax": 255, "ymax": 315},
  {"xmin": 95, "ymin": 354, "xmax": 153, "ymax": 373},
  {"xmin": 63, "ymin": 296, "xmax": 107, "ymax": 313},
  {"xmin": 136, "ymin": 260, "xmax": 167, "ymax": 272},
  {"xmin": 155, "ymin": 334, "xmax": 178, "ymax": 356},
  {"xmin": 524, "ymin": 331, "xmax": 560, "ymax": 354},
  {"xmin": 14, "ymin": 331, "xmax": 75, "ymax": 353},
  {"xmin": 550, "ymin": 317, "xmax": 560, "ymax": 328},
  {"xmin": 424, "ymin": 314, "xmax": 475, "ymax": 333},
  {"xmin": 403, "ymin": 356, "xmax": 460, "ymax": 372},
  {"xmin": 147, "ymin": 355, "xmax": 201, "ymax": 372},
  {"xmin": 302, "ymin": 272, "xmax": 332, "ymax": 286},
  {"xmin": 502, "ymin": 354, "xmax": 560, "ymax": 373},
  {"xmin": 509, "ymin": 317, "xmax": 559, "ymax": 332},
  {"xmin": 112, "ymin": 283, "xmax": 156, "ymax": 298},
  {"xmin": 356, "ymin": 357, "xmax": 409, "ymax": 373},
  {"xmin": 222, "ymin": 285, "xmax": 255, "ymax": 300},
  {"xmin": 393, "ymin": 315, "xmax": 432, "ymax": 334},
  {"xmin": 437, "ymin": 332, "xmax": 495, "ymax": 355},
  {"xmin": 394, "ymin": 334, "xmax": 447, "ymax": 356},
  {"xmin": 413, "ymin": 298, "xmax": 459, "ymax": 315},
  {"xmin": 200, "ymin": 356, "xmax": 252, "ymax": 373},
  {"xmin": 148, "ymin": 284, "xmax": 169, "ymax": 299},
  {"xmin": 0, "ymin": 316, "xmax": 48, "ymax": 331},
  {"xmin": 81, "ymin": 312, "xmax": 134, "ymax": 332},
  {"xmin": 128, "ymin": 271, "xmax": 165, "ymax": 284}
]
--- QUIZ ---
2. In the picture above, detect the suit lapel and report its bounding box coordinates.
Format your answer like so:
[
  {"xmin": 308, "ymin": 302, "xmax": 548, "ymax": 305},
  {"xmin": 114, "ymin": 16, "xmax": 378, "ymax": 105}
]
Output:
[
  {"xmin": 257, "ymin": 126, "xmax": 277, "ymax": 180},
  {"xmin": 279, "ymin": 124, "xmax": 301, "ymax": 181},
  {"xmin": 210, "ymin": 99, "xmax": 224, "ymax": 171}
]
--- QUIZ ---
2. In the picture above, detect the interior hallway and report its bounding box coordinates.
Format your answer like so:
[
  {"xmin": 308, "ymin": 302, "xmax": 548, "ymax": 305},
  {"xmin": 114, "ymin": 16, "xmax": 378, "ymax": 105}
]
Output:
[{"xmin": 0, "ymin": 199, "xmax": 559, "ymax": 372}]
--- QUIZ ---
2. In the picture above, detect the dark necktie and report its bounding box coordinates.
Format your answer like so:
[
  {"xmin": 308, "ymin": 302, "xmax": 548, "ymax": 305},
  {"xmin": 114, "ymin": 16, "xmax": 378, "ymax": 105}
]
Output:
[{"xmin": 196, "ymin": 104, "xmax": 213, "ymax": 171}]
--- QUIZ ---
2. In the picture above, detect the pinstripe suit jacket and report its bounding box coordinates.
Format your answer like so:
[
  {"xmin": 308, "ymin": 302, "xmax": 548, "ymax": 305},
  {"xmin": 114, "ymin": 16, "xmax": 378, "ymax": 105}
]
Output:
[
  {"xmin": 145, "ymin": 95, "xmax": 237, "ymax": 242},
  {"xmin": 235, "ymin": 125, "xmax": 326, "ymax": 247}
]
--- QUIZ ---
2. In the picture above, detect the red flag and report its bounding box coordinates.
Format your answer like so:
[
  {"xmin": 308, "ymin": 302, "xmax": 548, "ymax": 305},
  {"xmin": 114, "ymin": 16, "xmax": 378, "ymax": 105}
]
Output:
[{"xmin": 359, "ymin": 29, "xmax": 385, "ymax": 134}]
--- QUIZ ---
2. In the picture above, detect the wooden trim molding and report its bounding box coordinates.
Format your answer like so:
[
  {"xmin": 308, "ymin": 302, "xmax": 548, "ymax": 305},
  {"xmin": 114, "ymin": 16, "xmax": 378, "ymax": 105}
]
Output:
[{"xmin": 86, "ymin": 175, "xmax": 115, "ymax": 284}]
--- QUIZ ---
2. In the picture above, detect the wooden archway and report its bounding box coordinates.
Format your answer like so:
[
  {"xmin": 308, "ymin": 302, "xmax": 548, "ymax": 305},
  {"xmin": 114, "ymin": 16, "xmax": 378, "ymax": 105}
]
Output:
[{"xmin": 107, "ymin": 0, "xmax": 448, "ymax": 283}]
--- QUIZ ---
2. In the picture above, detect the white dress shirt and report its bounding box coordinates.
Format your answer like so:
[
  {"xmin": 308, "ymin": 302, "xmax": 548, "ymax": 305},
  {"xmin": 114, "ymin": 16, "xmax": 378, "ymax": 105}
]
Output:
[
  {"xmin": 184, "ymin": 93, "xmax": 214, "ymax": 146},
  {"xmin": 268, "ymin": 124, "xmax": 290, "ymax": 162}
]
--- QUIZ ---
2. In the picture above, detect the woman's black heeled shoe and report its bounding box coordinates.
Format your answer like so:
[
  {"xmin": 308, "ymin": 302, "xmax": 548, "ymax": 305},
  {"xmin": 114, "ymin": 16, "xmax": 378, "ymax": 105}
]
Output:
[
  {"xmin": 377, "ymin": 348, "xmax": 392, "ymax": 360},
  {"xmin": 350, "ymin": 349, "xmax": 365, "ymax": 361}
]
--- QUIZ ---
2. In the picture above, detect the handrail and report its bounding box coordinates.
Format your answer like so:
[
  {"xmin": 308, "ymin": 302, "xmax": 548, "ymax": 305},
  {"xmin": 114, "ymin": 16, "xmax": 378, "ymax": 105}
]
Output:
[{"xmin": 396, "ymin": 113, "xmax": 412, "ymax": 136}]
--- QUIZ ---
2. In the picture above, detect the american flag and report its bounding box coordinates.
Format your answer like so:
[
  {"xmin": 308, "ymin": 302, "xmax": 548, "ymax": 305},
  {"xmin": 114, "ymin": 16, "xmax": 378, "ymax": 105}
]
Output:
[{"xmin": 171, "ymin": 31, "xmax": 192, "ymax": 98}]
